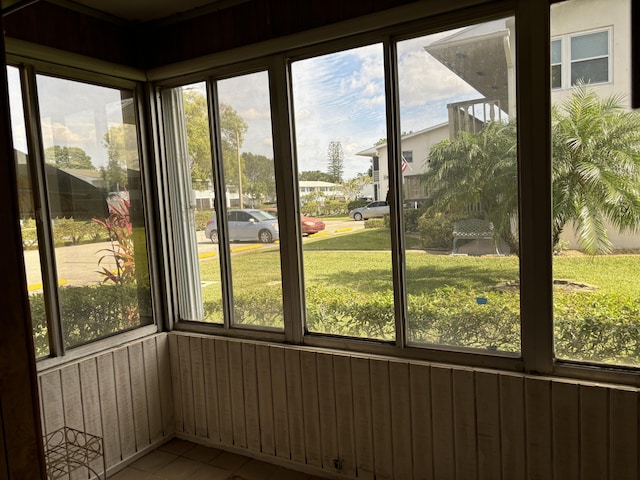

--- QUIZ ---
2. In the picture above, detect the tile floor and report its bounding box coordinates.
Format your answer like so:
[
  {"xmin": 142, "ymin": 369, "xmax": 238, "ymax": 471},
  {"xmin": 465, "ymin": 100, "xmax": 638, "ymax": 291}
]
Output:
[{"xmin": 110, "ymin": 438, "xmax": 328, "ymax": 480}]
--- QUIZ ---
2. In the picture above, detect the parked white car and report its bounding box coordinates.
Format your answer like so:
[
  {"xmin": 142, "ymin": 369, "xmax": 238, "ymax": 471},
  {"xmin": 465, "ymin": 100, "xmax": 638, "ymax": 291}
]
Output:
[{"xmin": 205, "ymin": 209, "xmax": 280, "ymax": 243}]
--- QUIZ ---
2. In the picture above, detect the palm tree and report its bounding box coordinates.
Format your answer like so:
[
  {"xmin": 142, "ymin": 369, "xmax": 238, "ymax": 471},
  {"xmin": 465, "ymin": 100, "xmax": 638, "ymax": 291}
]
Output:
[
  {"xmin": 552, "ymin": 84, "xmax": 640, "ymax": 254},
  {"xmin": 422, "ymin": 120, "xmax": 519, "ymax": 253}
]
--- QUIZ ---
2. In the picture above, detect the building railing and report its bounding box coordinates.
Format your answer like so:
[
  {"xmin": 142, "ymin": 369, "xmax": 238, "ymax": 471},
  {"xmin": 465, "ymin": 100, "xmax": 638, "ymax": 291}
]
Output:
[{"xmin": 447, "ymin": 98, "xmax": 502, "ymax": 138}]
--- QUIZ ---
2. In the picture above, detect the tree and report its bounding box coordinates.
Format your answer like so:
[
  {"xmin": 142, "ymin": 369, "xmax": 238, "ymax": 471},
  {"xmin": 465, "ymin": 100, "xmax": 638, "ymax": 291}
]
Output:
[
  {"xmin": 242, "ymin": 152, "xmax": 276, "ymax": 206},
  {"xmin": 326, "ymin": 140, "xmax": 344, "ymax": 183},
  {"xmin": 422, "ymin": 85, "xmax": 640, "ymax": 255},
  {"xmin": 422, "ymin": 121, "xmax": 519, "ymax": 253},
  {"xmin": 551, "ymin": 84, "xmax": 640, "ymax": 254},
  {"xmin": 103, "ymin": 124, "xmax": 138, "ymax": 191},
  {"xmin": 44, "ymin": 146, "xmax": 94, "ymax": 170},
  {"xmin": 341, "ymin": 173, "xmax": 372, "ymax": 200},
  {"xmin": 183, "ymin": 90, "xmax": 213, "ymax": 188},
  {"xmin": 299, "ymin": 170, "xmax": 334, "ymax": 182}
]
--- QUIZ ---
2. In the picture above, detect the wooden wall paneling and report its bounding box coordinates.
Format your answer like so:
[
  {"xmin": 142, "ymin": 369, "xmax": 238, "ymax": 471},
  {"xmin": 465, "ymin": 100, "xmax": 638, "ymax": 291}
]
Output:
[
  {"xmin": 369, "ymin": 359, "xmax": 393, "ymax": 480},
  {"xmin": 177, "ymin": 335, "xmax": 195, "ymax": 436},
  {"xmin": 60, "ymin": 364, "xmax": 86, "ymax": 480},
  {"xmin": 214, "ymin": 339, "xmax": 233, "ymax": 444},
  {"xmin": 452, "ymin": 369, "xmax": 477, "ymax": 480},
  {"xmin": 40, "ymin": 370, "xmax": 64, "ymax": 434},
  {"xmin": 156, "ymin": 335, "xmax": 174, "ymax": 437},
  {"xmin": 96, "ymin": 353, "xmax": 121, "ymax": 467},
  {"xmin": 333, "ymin": 355, "xmax": 356, "ymax": 478},
  {"xmin": 316, "ymin": 353, "xmax": 338, "ymax": 472},
  {"xmin": 269, "ymin": 346, "xmax": 290, "ymax": 460},
  {"xmin": 388, "ymin": 361, "xmax": 412, "ymax": 480},
  {"xmin": 0, "ymin": 408, "xmax": 7, "ymax": 480},
  {"xmin": 189, "ymin": 336, "xmax": 208, "ymax": 439},
  {"xmin": 113, "ymin": 348, "xmax": 135, "ymax": 459},
  {"xmin": 241, "ymin": 343, "xmax": 261, "ymax": 453},
  {"xmin": 168, "ymin": 334, "xmax": 183, "ymax": 433},
  {"xmin": 300, "ymin": 351, "xmax": 322, "ymax": 469},
  {"xmin": 142, "ymin": 337, "xmax": 163, "ymax": 443},
  {"xmin": 78, "ymin": 359, "xmax": 104, "ymax": 474},
  {"xmin": 499, "ymin": 375, "xmax": 525, "ymax": 479},
  {"xmin": 128, "ymin": 342, "xmax": 151, "ymax": 450},
  {"xmin": 284, "ymin": 349, "xmax": 305, "ymax": 464},
  {"xmin": 474, "ymin": 372, "xmax": 501, "ymax": 480},
  {"xmin": 580, "ymin": 385, "xmax": 609, "ymax": 480},
  {"xmin": 409, "ymin": 363, "xmax": 433, "ymax": 480},
  {"xmin": 202, "ymin": 338, "xmax": 221, "ymax": 443},
  {"xmin": 255, "ymin": 344, "xmax": 275, "ymax": 455},
  {"xmin": 551, "ymin": 381, "xmax": 580, "ymax": 480},
  {"xmin": 430, "ymin": 366, "xmax": 455, "ymax": 480},
  {"xmin": 609, "ymin": 389, "xmax": 638, "ymax": 480},
  {"xmin": 524, "ymin": 378, "xmax": 552, "ymax": 480},
  {"xmin": 228, "ymin": 341, "xmax": 247, "ymax": 448},
  {"xmin": 351, "ymin": 357, "xmax": 374, "ymax": 480}
]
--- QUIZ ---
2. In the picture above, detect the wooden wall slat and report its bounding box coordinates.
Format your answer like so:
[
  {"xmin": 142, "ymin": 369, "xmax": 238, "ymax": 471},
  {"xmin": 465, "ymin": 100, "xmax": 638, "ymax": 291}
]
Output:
[
  {"xmin": 351, "ymin": 357, "xmax": 374, "ymax": 480},
  {"xmin": 285, "ymin": 349, "xmax": 305, "ymax": 464},
  {"xmin": 113, "ymin": 348, "xmax": 135, "ymax": 459},
  {"xmin": 189, "ymin": 337, "xmax": 208, "ymax": 439},
  {"xmin": 202, "ymin": 338, "xmax": 221, "ymax": 443},
  {"xmin": 269, "ymin": 346, "xmax": 290, "ymax": 460},
  {"xmin": 40, "ymin": 371, "xmax": 64, "ymax": 434},
  {"xmin": 333, "ymin": 355, "xmax": 356, "ymax": 478},
  {"xmin": 60, "ymin": 365, "xmax": 86, "ymax": 480},
  {"xmin": 580, "ymin": 385, "xmax": 609, "ymax": 480},
  {"xmin": 317, "ymin": 353, "xmax": 338, "ymax": 472},
  {"xmin": 410, "ymin": 363, "xmax": 433, "ymax": 480},
  {"xmin": 215, "ymin": 339, "xmax": 233, "ymax": 445},
  {"xmin": 78, "ymin": 359, "xmax": 103, "ymax": 474},
  {"xmin": 168, "ymin": 334, "xmax": 183, "ymax": 433},
  {"xmin": 389, "ymin": 361, "xmax": 412, "ymax": 480},
  {"xmin": 431, "ymin": 366, "xmax": 455, "ymax": 480},
  {"xmin": 241, "ymin": 343, "xmax": 261, "ymax": 453},
  {"xmin": 255, "ymin": 344, "xmax": 275, "ymax": 456},
  {"xmin": 228, "ymin": 341, "xmax": 247, "ymax": 448},
  {"xmin": 300, "ymin": 351, "xmax": 322, "ymax": 469},
  {"xmin": 156, "ymin": 334, "xmax": 175, "ymax": 437},
  {"xmin": 177, "ymin": 335, "xmax": 195, "ymax": 435},
  {"xmin": 128, "ymin": 342, "xmax": 151, "ymax": 450},
  {"xmin": 370, "ymin": 359, "xmax": 393, "ymax": 480},
  {"xmin": 609, "ymin": 389, "xmax": 638, "ymax": 480},
  {"xmin": 474, "ymin": 372, "xmax": 501, "ymax": 480},
  {"xmin": 499, "ymin": 375, "xmax": 525, "ymax": 480},
  {"xmin": 524, "ymin": 378, "xmax": 552, "ymax": 480},
  {"xmin": 142, "ymin": 337, "xmax": 163, "ymax": 443},
  {"xmin": 452, "ymin": 369, "xmax": 477, "ymax": 480},
  {"xmin": 551, "ymin": 381, "xmax": 580, "ymax": 479},
  {"xmin": 96, "ymin": 353, "xmax": 121, "ymax": 467}
]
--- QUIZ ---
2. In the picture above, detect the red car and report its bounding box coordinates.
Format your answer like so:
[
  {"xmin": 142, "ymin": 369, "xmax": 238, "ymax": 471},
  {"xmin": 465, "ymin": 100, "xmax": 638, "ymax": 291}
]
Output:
[{"xmin": 263, "ymin": 208, "xmax": 325, "ymax": 235}]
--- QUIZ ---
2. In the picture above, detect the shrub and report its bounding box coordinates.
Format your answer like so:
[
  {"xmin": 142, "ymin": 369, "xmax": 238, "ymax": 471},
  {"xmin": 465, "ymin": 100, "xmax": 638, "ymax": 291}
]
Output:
[
  {"xmin": 195, "ymin": 209, "xmax": 214, "ymax": 231},
  {"xmin": 403, "ymin": 207, "xmax": 427, "ymax": 233},
  {"xmin": 347, "ymin": 199, "xmax": 368, "ymax": 211},
  {"xmin": 418, "ymin": 211, "xmax": 471, "ymax": 249},
  {"xmin": 364, "ymin": 218, "xmax": 386, "ymax": 229}
]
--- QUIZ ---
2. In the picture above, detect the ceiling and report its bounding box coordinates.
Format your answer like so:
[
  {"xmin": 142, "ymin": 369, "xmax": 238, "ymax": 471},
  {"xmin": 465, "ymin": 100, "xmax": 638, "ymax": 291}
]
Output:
[{"xmin": 1, "ymin": 0, "xmax": 245, "ymax": 22}]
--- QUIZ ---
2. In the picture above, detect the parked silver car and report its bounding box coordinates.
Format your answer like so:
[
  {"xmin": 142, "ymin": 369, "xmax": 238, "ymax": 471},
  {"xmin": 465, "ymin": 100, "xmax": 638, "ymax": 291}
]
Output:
[
  {"xmin": 205, "ymin": 209, "xmax": 280, "ymax": 243},
  {"xmin": 349, "ymin": 201, "xmax": 390, "ymax": 221}
]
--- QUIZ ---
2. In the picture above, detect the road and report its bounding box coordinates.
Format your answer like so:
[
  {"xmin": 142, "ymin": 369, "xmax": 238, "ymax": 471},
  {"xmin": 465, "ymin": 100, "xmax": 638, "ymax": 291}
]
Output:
[{"xmin": 22, "ymin": 218, "xmax": 364, "ymax": 291}]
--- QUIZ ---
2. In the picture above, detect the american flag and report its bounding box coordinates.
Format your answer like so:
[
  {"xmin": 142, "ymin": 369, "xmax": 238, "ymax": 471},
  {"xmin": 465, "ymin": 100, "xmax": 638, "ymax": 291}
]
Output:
[{"xmin": 401, "ymin": 155, "xmax": 409, "ymax": 173}]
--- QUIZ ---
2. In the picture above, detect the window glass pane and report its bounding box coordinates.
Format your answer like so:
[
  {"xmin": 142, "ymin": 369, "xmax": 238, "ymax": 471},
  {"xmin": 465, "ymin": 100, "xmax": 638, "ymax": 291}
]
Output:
[
  {"xmin": 552, "ymin": 0, "xmax": 639, "ymax": 366},
  {"xmin": 291, "ymin": 44, "xmax": 395, "ymax": 340},
  {"xmin": 216, "ymin": 71, "xmax": 284, "ymax": 329},
  {"xmin": 552, "ymin": 64, "xmax": 563, "ymax": 89},
  {"xmin": 570, "ymin": 31, "xmax": 608, "ymax": 61},
  {"xmin": 8, "ymin": 66, "xmax": 50, "ymax": 357},
  {"xmin": 399, "ymin": 17, "xmax": 520, "ymax": 353},
  {"xmin": 571, "ymin": 57, "xmax": 609, "ymax": 85},
  {"xmin": 551, "ymin": 39, "xmax": 562, "ymax": 64},
  {"xmin": 36, "ymin": 75, "xmax": 152, "ymax": 348}
]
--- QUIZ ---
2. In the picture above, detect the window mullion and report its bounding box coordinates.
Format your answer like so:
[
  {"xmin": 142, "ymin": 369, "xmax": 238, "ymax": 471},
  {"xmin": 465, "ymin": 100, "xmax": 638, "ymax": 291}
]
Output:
[
  {"xmin": 516, "ymin": 0, "xmax": 554, "ymax": 374},
  {"xmin": 21, "ymin": 65, "xmax": 64, "ymax": 357},
  {"xmin": 383, "ymin": 36, "xmax": 408, "ymax": 349}
]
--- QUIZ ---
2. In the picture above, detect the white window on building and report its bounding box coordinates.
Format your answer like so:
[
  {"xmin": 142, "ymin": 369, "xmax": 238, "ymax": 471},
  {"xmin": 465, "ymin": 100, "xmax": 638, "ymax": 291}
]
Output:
[{"xmin": 552, "ymin": 29, "xmax": 611, "ymax": 89}]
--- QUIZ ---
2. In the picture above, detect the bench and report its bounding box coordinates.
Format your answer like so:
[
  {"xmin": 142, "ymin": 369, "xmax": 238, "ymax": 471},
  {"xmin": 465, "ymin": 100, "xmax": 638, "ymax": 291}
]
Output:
[{"xmin": 452, "ymin": 219, "xmax": 500, "ymax": 254}]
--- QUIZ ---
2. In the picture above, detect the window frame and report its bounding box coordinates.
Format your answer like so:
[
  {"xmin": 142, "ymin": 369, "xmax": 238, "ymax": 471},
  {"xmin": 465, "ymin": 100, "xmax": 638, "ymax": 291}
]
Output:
[{"xmin": 5, "ymin": 58, "xmax": 160, "ymax": 370}]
